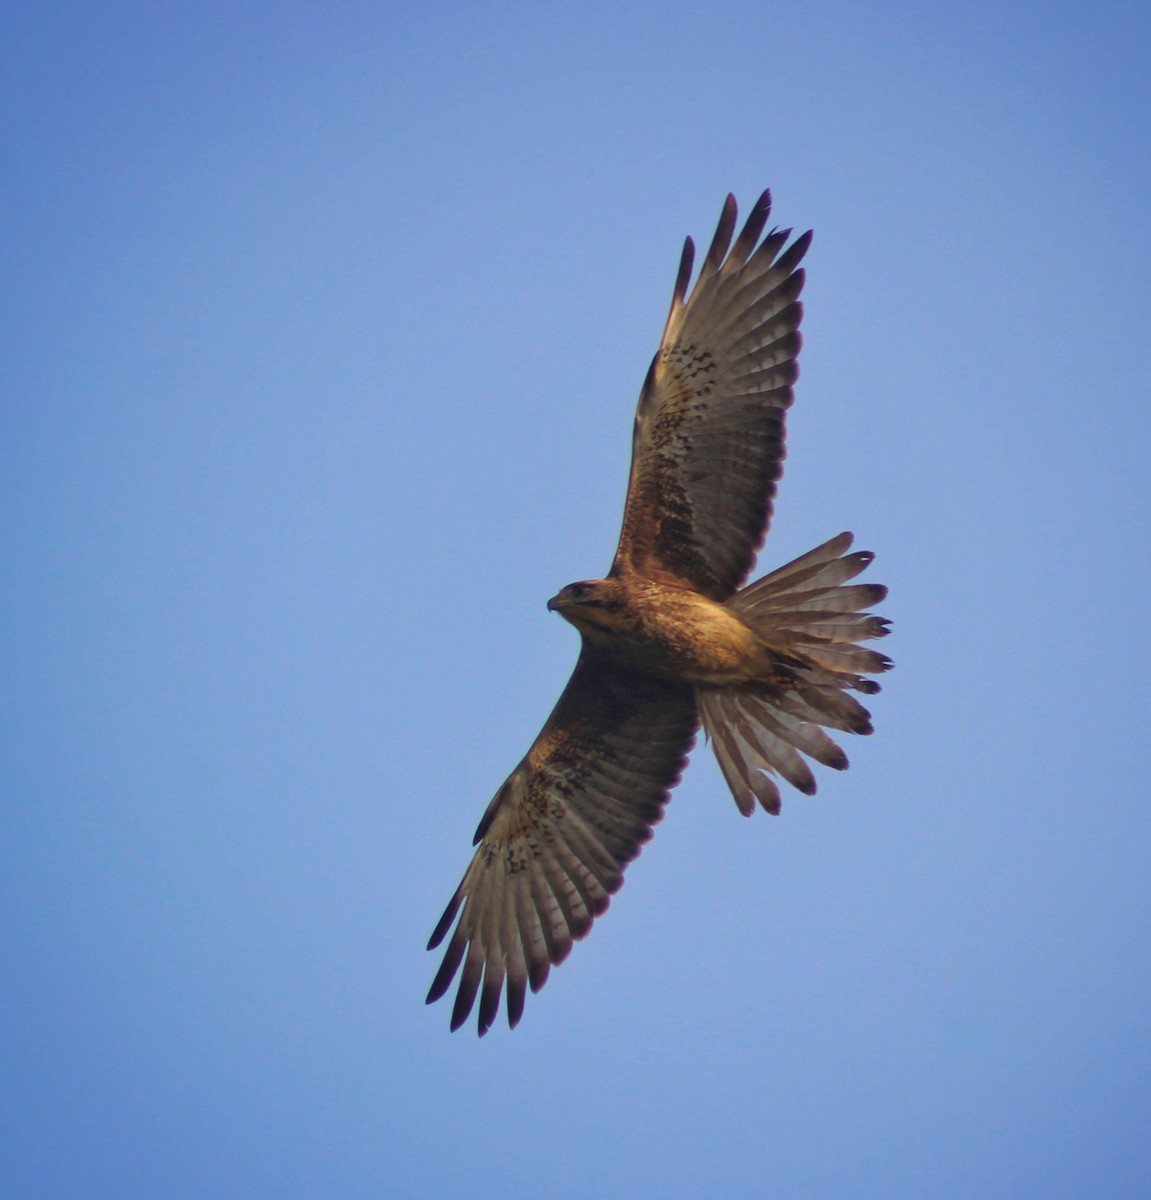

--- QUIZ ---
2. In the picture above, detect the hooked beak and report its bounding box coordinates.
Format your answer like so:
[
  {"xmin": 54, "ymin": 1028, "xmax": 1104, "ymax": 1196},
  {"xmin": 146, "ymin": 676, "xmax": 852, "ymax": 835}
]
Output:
[{"xmin": 546, "ymin": 592, "xmax": 563, "ymax": 613}]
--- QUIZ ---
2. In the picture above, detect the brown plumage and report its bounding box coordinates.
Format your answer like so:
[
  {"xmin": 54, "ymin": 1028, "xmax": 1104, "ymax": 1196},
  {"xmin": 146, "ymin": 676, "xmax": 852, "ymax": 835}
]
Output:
[{"xmin": 427, "ymin": 190, "xmax": 891, "ymax": 1034}]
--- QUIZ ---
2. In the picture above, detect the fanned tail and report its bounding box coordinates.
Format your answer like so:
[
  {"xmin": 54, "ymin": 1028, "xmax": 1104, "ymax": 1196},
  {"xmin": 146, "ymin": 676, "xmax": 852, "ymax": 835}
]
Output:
[{"xmin": 697, "ymin": 533, "xmax": 891, "ymax": 815}]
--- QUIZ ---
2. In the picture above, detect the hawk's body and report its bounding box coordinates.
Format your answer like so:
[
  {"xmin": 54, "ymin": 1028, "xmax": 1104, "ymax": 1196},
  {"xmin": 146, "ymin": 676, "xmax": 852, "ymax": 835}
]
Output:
[
  {"xmin": 550, "ymin": 576, "xmax": 767, "ymax": 684},
  {"xmin": 427, "ymin": 191, "xmax": 891, "ymax": 1034}
]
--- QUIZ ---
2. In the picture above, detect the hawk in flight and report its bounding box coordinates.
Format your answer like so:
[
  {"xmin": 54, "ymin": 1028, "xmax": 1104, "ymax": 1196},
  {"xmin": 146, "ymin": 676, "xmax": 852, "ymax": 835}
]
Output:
[{"xmin": 427, "ymin": 191, "xmax": 891, "ymax": 1034}]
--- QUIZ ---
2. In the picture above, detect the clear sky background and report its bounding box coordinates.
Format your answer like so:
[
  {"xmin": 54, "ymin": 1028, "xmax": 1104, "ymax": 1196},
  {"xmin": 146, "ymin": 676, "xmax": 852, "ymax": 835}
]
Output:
[{"xmin": 3, "ymin": 3, "xmax": 1150, "ymax": 1197}]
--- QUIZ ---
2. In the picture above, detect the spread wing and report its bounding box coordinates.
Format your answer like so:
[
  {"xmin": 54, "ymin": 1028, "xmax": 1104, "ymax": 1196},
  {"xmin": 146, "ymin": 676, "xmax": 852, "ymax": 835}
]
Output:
[
  {"xmin": 612, "ymin": 190, "xmax": 812, "ymax": 600},
  {"xmin": 426, "ymin": 647, "xmax": 697, "ymax": 1035}
]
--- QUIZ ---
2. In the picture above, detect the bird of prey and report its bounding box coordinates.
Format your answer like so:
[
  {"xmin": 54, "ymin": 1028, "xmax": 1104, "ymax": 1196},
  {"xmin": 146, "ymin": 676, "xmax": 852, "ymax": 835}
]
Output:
[{"xmin": 427, "ymin": 190, "xmax": 891, "ymax": 1035}]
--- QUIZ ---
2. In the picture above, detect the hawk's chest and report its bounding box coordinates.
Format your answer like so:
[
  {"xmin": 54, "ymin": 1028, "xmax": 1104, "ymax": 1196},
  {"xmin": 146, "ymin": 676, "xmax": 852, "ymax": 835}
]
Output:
[{"xmin": 592, "ymin": 583, "xmax": 765, "ymax": 686}]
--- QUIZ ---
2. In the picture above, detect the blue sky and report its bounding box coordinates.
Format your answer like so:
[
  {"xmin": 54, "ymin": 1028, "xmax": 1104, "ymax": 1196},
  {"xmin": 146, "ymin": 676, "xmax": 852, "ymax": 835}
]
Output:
[{"xmin": 3, "ymin": 2, "xmax": 1150, "ymax": 1197}]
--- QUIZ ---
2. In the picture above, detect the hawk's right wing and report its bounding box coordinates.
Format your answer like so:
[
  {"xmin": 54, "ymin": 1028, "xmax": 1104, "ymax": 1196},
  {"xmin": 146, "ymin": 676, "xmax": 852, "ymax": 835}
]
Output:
[{"xmin": 427, "ymin": 646, "xmax": 698, "ymax": 1035}]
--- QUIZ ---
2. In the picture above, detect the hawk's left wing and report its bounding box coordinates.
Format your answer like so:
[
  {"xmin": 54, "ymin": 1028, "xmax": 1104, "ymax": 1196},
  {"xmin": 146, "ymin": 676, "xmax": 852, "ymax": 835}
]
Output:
[
  {"xmin": 427, "ymin": 646, "xmax": 697, "ymax": 1035},
  {"xmin": 612, "ymin": 191, "xmax": 811, "ymax": 599}
]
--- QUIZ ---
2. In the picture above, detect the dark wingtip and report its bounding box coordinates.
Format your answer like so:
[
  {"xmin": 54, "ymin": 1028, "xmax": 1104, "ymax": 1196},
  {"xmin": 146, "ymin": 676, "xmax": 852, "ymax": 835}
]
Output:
[
  {"xmin": 506, "ymin": 983, "xmax": 526, "ymax": 1029},
  {"xmin": 477, "ymin": 976, "xmax": 501, "ymax": 1036},
  {"xmin": 426, "ymin": 973, "xmax": 450, "ymax": 1005},
  {"xmin": 777, "ymin": 228, "xmax": 814, "ymax": 275},
  {"xmin": 702, "ymin": 193, "xmax": 739, "ymax": 276},
  {"xmin": 671, "ymin": 235, "xmax": 695, "ymax": 310},
  {"xmin": 527, "ymin": 959, "xmax": 550, "ymax": 993},
  {"xmin": 426, "ymin": 931, "xmax": 465, "ymax": 1003},
  {"xmin": 729, "ymin": 189, "xmax": 774, "ymax": 264},
  {"xmin": 427, "ymin": 886, "xmax": 463, "ymax": 950},
  {"xmin": 450, "ymin": 984, "xmax": 477, "ymax": 1032}
]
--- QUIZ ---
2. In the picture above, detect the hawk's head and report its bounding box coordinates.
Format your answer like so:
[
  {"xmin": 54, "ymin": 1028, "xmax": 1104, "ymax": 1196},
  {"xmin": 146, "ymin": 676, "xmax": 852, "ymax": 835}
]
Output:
[{"xmin": 547, "ymin": 578, "xmax": 634, "ymax": 638}]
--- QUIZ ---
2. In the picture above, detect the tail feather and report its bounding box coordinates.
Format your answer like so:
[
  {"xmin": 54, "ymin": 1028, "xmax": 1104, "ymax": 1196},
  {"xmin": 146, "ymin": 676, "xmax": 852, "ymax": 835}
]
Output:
[
  {"xmin": 737, "ymin": 531, "xmax": 865, "ymax": 594},
  {"xmin": 776, "ymin": 679, "xmax": 873, "ymax": 735},
  {"xmin": 729, "ymin": 693, "xmax": 817, "ymax": 795},
  {"xmin": 797, "ymin": 641, "xmax": 891, "ymax": 677},
  {"xmin": 756, "ymin": 583, "xmax": 888, "ymax": 619},
  {"xmin": 786, "ymin": 612, "xmax": 888, "ymax": 641},
  {"xmin": 704, "ymin": 691, "xmax": 794, "ymax": 814},
  {"xmin": 698, "ymin": 533, "xmax": 891, "ymax": 815}
]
